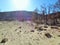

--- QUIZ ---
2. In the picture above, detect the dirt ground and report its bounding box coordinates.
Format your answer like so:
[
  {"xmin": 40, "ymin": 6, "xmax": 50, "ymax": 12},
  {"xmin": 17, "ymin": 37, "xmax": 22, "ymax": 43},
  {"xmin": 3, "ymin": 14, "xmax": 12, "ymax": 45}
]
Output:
[{"xmin": 0, "ymin": 21, "xmax": 60, "ymax": 45}]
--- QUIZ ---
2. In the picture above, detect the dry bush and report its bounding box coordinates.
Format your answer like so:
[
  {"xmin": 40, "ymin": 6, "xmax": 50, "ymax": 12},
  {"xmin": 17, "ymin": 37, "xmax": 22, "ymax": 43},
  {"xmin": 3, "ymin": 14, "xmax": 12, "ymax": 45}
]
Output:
[
  {"xmin": 37, "ymin": 27, "xmax": 43, "ymax": 31},
  {"xmin": 51, "ymin": 26, "xmax": 59, "ymax": 29},
  {"xmin": 35, "ymin": 26, "xmax": 38, "ymax": 29},
  {"xmin": 45, "ymin": 33, "xmax": 52, "ymax": 38},
  {"xmin": 19, "ymin": 31, "xmax": 21, "ymax": 32},
  {"xmin": 44, "ymin": 25, "xmax": 48, "ymax": 28},
  {"xmin": 58, "ymin": 35, "xmax": 60, "ymax": 37},
  {"xmin": 44, "ymin": 29, "xmax": 47, "ymax": 31},
  {"xmin": 19, "ymin": 26, "xmax": 21, "ymax": 29},
  {"xmin": 0, "ymin": 38, "xmax": 8, "ymax": 43},
  {"xmin": 30, "ymin": 30, "xmax": 34, "ymax": 32}
]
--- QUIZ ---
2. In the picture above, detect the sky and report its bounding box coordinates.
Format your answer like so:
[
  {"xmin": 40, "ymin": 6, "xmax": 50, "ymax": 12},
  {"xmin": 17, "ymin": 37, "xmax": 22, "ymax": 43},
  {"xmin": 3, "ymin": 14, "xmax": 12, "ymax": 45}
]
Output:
[{"xmin": 0, "ymin": 0, "xmax": 57, "ymax": 12}]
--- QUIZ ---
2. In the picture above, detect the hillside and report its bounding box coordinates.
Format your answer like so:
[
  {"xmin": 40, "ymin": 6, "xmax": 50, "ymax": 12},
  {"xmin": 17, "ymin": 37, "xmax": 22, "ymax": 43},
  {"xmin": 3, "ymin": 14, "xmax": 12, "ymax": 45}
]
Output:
[
  {"xmin": 0, "ymin": 11, "xmax": 60, "ymax": 25},
  {"xmin": 0, "ymin": 11, "xmax": 60, "ymax": 45},
  {"xmin": 0, "ymin": 21, "xmax": 60, "ymax": 45},
  {"xmin": 0, "ymin": 11, "xmax": 33, "ymax": 21}
]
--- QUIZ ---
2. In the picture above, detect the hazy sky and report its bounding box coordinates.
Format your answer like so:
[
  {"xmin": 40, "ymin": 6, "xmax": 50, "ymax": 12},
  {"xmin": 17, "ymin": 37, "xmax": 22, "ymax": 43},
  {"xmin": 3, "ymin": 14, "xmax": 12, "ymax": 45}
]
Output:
[{"xmin": 0, "ymin": 0, "xmax": 57, "ymax": 12}]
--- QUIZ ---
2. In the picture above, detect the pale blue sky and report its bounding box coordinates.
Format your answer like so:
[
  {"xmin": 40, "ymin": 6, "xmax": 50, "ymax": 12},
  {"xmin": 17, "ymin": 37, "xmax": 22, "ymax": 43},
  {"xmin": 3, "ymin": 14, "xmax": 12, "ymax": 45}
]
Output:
[{"xmin": 0, "ymin": 0, "xmax": 57, "ymax": 12}]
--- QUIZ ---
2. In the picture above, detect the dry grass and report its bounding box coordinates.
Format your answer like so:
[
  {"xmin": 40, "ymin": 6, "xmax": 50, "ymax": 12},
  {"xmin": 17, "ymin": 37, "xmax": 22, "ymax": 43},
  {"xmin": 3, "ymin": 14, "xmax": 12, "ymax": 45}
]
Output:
[{"xmin": 0, "ymin": 21, "xmax": 60, "ymax": 45}]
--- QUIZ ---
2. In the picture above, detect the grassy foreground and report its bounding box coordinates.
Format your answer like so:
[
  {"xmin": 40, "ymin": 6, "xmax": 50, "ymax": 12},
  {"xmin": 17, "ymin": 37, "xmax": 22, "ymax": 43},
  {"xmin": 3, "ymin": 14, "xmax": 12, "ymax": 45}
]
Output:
[{"xmin": 0, "ymin": 21, "xmax": 60, "ymax": 45}]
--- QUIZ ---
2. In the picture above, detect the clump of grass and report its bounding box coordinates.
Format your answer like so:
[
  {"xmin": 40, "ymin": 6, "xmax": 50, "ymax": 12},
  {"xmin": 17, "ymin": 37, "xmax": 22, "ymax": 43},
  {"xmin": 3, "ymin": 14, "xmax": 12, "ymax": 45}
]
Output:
[
  {"xmin": 0, "ymin": 38, "xmax": 8, "ymax": 43},
  {"xmin": 28, "ymin": 42, "xmax": 32, "ymax": 45},
  {"xmin": 19, "ymin": 26, "xmax": 21, "ymax": 29},
  {"xmin": 45, "ymin": 33, "xmax": 52, "ymax": 38},
  {"xmin": 37, "ymin": 27, "xmax": 43, "ymax": 31},
  {"xmin": 51, "ymin": 26, "xmax": 59, "ymax": 29},
  {"xmin": 58, "ymin": 30, "xmax": 60, "ymax": 32},
  {"xmin": 35, "ymin": 26, "xmax": 38, "ymax": 29},
  {"xmin": 44, "ymin": 25, "xmax": 48, "ymax": 28},
  {"xmin": 58, "ymin": 35, "xmax": 60, "ymax": 37},
  {"xmin": 30, "ymin": 30, "xmax": 34, "ymax": 32},
  {"xmin": 19, "ymin": 30, "xmax": 21, "ymax": 32},
  {"xmin": 58, "ymin": 43, "xmax": 60, "ymax": 45},
  {"xmin": 15, "ymin": 29, "xmax": 17, "ymax": 31},
  {"xmin": 44, "ymin": 29, "xmax": 47, "ymax": 31}
]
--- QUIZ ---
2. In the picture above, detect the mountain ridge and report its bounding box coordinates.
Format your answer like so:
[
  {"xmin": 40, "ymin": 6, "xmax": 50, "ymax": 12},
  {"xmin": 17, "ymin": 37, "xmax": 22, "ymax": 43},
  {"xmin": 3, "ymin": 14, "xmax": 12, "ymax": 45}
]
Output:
[{"xmin": 0, "ymin": 11, "xmax": 33, "ymax": 21}]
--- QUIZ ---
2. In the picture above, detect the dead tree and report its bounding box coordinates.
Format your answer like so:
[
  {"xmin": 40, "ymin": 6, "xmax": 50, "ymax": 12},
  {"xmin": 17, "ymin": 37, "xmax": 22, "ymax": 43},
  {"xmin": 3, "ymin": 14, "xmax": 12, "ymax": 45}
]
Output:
[
  {"xmin": 41, "ymin": 5, "xmax": 47, "ymax": 24},
  {"xmin": 32, "ymin": 8, "xmax": 40, "ymax": 24}
]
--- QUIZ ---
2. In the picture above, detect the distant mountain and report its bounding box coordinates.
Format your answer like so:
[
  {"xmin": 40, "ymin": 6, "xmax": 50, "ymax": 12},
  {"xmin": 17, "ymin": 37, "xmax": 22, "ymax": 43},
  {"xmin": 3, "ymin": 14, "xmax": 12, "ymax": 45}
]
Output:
[{"xmin": 0, "ymin": 11, "xmax": 33, "ymax": 21}]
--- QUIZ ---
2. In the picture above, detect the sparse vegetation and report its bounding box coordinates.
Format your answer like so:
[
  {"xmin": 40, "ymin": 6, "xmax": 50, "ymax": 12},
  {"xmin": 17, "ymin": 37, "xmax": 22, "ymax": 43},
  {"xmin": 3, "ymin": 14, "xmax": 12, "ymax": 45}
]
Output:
[
  {"xmin": 37, "ymin": 27, "xmax": 43, "ymax": 31},
  {"xmin": 0, "ymin": 21, "xmax": 60, "ymax": 45},
  {"xmin": 0, "ymin": 0, "xmax": 60, "ymax": 45},
  {"xmin": 45, "ymin": 33, "xmax": 52, "ymax": 38},
  {"xmin": 30, "ymin": 30, "xmax": 34, "ymax": 32},
  {"xmin": 58, "ymin": 35, "xmax": 60, "ymax": 37},
  {"xmin": 51, "ymin": 26, "xmax": 59, "ymax": 29},
  {"xmin": 44, "ymin": 29, "xmax": 47, "ymax": 31},
  {"xmin": 0, "ymin": 38, "xmax": 8, "ymax": 43},
  {"xmin": 35, "ymin": 26, "xmax": 38, "ymax": 29},
  {"xmin": 44, "ymin": 25, "xmax": 48, "ymax": 28}
]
